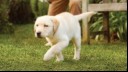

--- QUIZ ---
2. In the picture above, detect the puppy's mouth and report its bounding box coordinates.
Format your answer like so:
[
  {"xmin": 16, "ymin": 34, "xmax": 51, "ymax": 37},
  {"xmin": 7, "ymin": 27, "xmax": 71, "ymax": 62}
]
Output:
[
  {"xmin": 36, "ymin": 32, "xmax": 42, "ymax": 38},
  {"xmin": 37, "ymin": 36, "xmax": 42, "ymax": 38}
]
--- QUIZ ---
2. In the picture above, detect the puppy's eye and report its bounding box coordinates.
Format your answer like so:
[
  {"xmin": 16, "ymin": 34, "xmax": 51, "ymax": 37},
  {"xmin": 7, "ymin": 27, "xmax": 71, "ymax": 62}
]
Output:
[{"xmin": 44, "ymin": 24, "xmax": 48, "ymax": 27}]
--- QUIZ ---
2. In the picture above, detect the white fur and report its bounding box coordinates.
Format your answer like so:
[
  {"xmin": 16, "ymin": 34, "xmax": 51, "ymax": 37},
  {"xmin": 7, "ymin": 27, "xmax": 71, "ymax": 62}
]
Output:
[{"xmin": 34, "ymin": 12, "xmax": 97, "ymax": 62}]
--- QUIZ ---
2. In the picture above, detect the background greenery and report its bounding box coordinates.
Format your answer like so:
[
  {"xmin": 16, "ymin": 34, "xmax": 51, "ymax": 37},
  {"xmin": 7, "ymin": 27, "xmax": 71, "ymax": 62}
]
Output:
[
  {"xmin": 0, "ymin": 0, "xmax": 127, "ymax": 41},
  {"xmin": 0, "ymin": 0, "xmax": 127, "ymax": 71},
  {"xmin": 89, "ymin": 0, "xmax": 127, "ymax": 42},
  {"xmin": 0, "ymin": 0, "xmax": 14, "ymax": 34},
  {"xmin": 90, "ymin": 12, "xmax": 127, "ymax": 41}
]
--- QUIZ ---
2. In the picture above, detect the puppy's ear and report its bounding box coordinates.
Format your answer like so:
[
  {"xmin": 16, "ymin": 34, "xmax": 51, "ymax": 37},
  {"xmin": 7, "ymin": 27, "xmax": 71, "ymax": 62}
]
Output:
[{"xmin": 51, "ymin": 18, "xmax": 59, "ymax": 33}]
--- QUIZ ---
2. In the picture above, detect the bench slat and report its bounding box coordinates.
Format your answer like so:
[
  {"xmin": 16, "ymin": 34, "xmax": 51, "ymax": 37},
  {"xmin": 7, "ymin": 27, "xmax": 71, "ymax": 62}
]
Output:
[{"xmin": 88, "ymin": 3, "xmax": 127, "ymax": 11}]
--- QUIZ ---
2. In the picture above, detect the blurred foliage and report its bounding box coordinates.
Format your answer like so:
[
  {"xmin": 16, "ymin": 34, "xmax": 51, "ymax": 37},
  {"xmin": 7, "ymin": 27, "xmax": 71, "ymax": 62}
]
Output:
[
  {"xmin": 0, "ymin": 0, "xmax": 48, "ymax": 34},
  {"xmin": 8, "ymin": 0, "xmax": 35, "ymax": 24},
  {"xmin": 110, "ymin": 12, "xmax": 127, "ymax": 41},
  {"xmin": 89, "ymin": 0, "xmax": 127, "ymax": 42},
  {"xmin": 30, "ymin": 0, "xmax": 49, "ymax": 17},
  {"xmin": 0, "ymin": 0, "xmax": 14, "ymax": 34},
  {"xmin": 0, "ymin": 0, "xmax": 127, "ymax": 42}
]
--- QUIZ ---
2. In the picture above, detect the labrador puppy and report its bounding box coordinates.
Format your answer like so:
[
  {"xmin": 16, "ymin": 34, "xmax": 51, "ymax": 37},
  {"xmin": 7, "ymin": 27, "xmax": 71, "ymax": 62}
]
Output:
[{"xmin": 34, "ymin": 12, "xmax": 96, "ymax": 62}]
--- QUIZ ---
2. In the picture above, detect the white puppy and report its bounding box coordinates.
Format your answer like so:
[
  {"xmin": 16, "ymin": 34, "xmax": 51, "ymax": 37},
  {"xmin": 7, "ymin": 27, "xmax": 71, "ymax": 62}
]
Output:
[{"xmin": 34, "ymin": 12, "xmax": 96, "ymax": 62}]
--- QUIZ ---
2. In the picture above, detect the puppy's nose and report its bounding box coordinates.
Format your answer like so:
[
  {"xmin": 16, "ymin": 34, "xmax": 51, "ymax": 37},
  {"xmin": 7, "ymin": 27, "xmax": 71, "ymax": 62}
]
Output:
[{"xmin": 37, "ymin": 32, "xmax": 41, "ymax": 38}]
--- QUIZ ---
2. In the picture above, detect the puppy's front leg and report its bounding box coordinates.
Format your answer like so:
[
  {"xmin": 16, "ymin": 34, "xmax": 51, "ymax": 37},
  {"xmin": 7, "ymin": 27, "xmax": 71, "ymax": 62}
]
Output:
[
  {"xmin": 45, "ymin": 37, "xmax": 52, "ymax": 46},
  {"xmin": 43, "ymin": 40, "xmax": 69, "ymax": 61}
]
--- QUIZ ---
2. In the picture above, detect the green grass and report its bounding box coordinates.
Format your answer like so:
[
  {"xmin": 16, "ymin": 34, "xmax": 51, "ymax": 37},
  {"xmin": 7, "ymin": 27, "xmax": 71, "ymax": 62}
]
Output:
[{"xmin": 0, "ymin": 24, "xmax": 127, "ymax": 71}]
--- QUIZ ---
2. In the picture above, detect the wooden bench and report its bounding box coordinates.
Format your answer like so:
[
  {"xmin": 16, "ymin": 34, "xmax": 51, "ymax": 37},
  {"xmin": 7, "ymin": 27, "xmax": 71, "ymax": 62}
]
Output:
[{"xmin": 82, "ymin": 0, "xmax": 127, "ymax": 44}]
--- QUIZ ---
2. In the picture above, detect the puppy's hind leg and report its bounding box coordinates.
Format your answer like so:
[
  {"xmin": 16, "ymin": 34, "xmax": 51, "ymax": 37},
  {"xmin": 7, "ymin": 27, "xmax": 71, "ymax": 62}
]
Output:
[{"xmin": 73, "ymin": 35, "xmax": 81, "ymax": 60}]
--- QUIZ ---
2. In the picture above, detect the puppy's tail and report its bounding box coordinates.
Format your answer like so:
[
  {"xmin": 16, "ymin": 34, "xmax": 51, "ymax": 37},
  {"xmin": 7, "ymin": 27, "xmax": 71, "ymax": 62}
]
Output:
[{"xmin": 75, "ymin": 11, "xmax": 97, "ymax": 22}]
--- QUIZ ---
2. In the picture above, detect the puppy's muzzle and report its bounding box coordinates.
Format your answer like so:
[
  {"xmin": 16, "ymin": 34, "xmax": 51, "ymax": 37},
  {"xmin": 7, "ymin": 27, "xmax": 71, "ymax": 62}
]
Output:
[{"xmin": 37, "ymin": 32, "xmax": 42, "ymax": 38}]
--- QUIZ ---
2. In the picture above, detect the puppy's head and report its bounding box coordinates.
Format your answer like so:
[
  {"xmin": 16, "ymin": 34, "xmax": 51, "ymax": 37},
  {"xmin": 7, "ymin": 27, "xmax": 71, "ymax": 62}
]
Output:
[{"xmin": 34, "ymin": 16, "xmax": 59, "ymax": 38}]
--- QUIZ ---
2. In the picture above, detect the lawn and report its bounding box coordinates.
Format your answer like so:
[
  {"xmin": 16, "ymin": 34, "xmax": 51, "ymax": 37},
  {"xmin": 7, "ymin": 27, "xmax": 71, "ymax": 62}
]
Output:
[{"xmin": 0, "ymin": 24, "xmax": 127, "ymax": 71}]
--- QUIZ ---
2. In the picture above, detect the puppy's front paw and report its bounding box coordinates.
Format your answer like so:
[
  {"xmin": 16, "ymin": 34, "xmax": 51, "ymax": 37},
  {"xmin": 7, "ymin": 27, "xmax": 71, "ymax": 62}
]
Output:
[
  {"xmin": 73, "ymin": 56, "xmax": 80, "ymax": 60},
  {"xmin": 56, "ymin": 58, "xmax": 64, "ymax": 62},
  {"xmin": 43, "ymin": 55, "xmax": 50, "ymax": 61},
  {"xmin": 43, "ymin": 49, "xmax": 55, "ymax": 61},
  {"xmin": 45, "ymin": 42, "xmax": 52, "ymax": 46}
]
